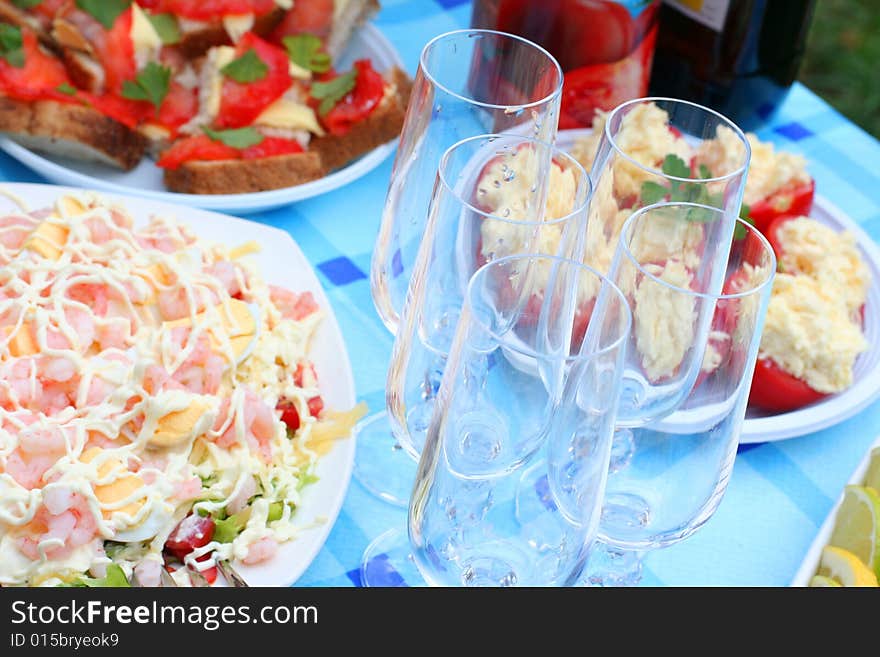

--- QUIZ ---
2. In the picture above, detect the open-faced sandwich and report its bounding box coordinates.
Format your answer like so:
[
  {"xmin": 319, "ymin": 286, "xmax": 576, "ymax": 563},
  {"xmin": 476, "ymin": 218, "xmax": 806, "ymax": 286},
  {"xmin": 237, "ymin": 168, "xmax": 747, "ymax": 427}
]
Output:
[{"xmin": 0, "ymin": 0, "xmax": 409, "ymax": 195}]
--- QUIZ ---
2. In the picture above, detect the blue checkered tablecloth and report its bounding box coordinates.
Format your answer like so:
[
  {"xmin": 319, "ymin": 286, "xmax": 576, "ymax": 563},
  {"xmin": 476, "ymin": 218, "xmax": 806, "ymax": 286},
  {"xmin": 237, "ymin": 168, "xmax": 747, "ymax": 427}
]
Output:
[{"xmin": 4, "ymin": 0, "xmax": 879, "ymax": 587}]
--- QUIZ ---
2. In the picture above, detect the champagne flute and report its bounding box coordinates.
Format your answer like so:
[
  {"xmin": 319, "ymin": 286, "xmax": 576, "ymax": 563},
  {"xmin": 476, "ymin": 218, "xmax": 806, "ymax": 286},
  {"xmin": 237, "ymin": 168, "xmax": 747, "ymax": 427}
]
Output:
[
  {"xmin": 408, "ymin": 254, "xmax": 632, "ymax": 586},
  {"xmin": 355, "ymin": 29, "xmax": 564, "ymax": 506},
  {"xmin": 585, "ymin": 208, "xmax": 777, "ymax": 586},
  {"xmin": 359, "ymin": 134, "xmax": 592, "ymax": 586}
]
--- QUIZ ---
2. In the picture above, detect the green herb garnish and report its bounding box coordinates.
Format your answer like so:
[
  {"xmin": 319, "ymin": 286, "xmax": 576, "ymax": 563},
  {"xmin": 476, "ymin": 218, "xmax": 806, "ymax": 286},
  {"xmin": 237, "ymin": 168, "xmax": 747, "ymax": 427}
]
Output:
[
  {"xmin": 221, "ymin": 48, "xmax": 268, "ymax": 83},
  {"xmin": 77, "ymin": 564, "xmax": 131, "ymax": 588},
  {"xmin": 121, "ymin": 62, "xmax": 170, "ymax": 110},
  {"xmin": 202, "ymin": 125, "xmax": 264, "ymax": 149},
  {"xmin": 310, "ymin": 68, "xmax": 356, "ymax": 116},
  {"xmin": 56, "ymin": 82, "xmax": 78, "ymax": 95},
  {"xmin": 146, "ymin": 12, "xmax": 181, "ymax": 45},
  {"xmin": 0, "ymin": 23, "xmax": 24, "ymax": 68},
  {"xmin": 12, "ymin": 0, "xmax": 43, "ymax": 9},
  {"xmin": 282, "ymin": 34, "xmax": 330, "ymax": 73},
  {"xmin": 75, "ymin": 0, "xmax": 131, "ymax": 30}
]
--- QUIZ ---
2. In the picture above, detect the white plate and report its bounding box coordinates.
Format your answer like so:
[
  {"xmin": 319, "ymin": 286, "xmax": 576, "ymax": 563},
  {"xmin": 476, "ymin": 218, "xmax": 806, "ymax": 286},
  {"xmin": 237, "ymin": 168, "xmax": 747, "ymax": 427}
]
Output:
[
  {"xmin": 556, "ymin": 128, "xmax": 880, "ymax": 444},
  {"xmin": 0, "ymin": 24, "xmax": 402, "ymax": 214},
  {"xmin": 0, "ymin": 182, "xmax": 357, "ymax": 587},
  {"xmin": 790, "ymin": 435, "xmax": 880, "ymax": 586}
]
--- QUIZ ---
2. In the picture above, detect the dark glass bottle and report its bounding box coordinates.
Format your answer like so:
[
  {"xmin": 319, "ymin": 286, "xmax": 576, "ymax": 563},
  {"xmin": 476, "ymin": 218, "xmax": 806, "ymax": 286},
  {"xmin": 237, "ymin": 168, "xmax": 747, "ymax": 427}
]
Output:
[{"xmin": 649, "ymin": 0, "xmax": 817, "ymax": 129}]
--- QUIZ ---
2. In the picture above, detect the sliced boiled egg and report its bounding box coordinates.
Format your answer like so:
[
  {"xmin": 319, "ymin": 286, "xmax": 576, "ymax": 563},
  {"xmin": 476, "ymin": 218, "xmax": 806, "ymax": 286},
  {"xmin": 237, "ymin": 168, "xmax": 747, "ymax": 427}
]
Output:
[{"xmin": 162, "ymin": 299, "xmax": 261, "ymax": 365}]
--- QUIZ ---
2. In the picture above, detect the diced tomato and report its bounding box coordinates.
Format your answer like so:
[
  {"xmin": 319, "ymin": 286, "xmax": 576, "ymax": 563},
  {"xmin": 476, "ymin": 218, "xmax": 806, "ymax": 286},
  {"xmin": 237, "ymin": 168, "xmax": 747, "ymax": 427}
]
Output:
[
  {"xmin": 198, "ymin": 564, "xmax": 219, "ymax": 585},
  {"xmin": 307, "ymin": 396, "xmax": 324, "ymax": 418},
  {"xmin": 294, "ymin": 362, "xmax": 324, "ymax": 418},
  {"xmin": 268, "ymin": 0, "xmax": 334, "ymax": 42},
  {"xmin": 165, "ymin": 513, "xmax": 215, "ymax": 560},
  {"xmin": 156, "ymin": 81, "xmax": 199, "ymax": 133},
  {"xmin": 160, "ymin": 0, "xmax": 276, "ymax": 20},
  {"xmin": 241, "ymin": 136, "xmax": 303, "ymax": 159},
  {"xmin": 558, "ymin": 23, "xmax": 657, "ymax": 129},
  {"xmin": 277, "ymin": 402, "xmax": 301, "ymax": 432},
  {"xmin": 91, "ymin": 7, "xmax": 137, "ymax": 95},
  {"xmin": 216, "ymin": 32, "xmax": 292, "ymax": 128},
  {"xmin": 89, "ymin": 93, "xmax": 152, "ymax": 129},
  {"xmin": 748, "ymin": 356, "xmax": 827, "ymax": 412},
  {"xmin": 156, "ymin": 134, "xmax": 240, "ymax": 169},
  {"xmin": 0, "ymin": 30, "xmax": 74, "ymax": 103},
  {"xmin": 320, "ymin": 59, "xmax": 385, "ymax": 136},
  {"xmin": 749, "ymin": 179, "xmax": 815, "ymax": 234}
]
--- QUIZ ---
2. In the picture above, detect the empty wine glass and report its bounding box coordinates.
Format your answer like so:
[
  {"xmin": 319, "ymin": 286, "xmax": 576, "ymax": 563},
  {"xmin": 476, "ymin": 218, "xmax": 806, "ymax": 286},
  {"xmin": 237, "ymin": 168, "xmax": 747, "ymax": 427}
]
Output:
[
  {"xmin": 583, "ymin": 96, "xmax": 751, "ymax": 470},
  {"xmin": 355, "ymin": 29, "xmax": 565, "ymax": 506},
  {"xmin": 360, "ymin": 134, "xmax": 592, "ymax": 586},
  {"xmin": 584, "ymin": 209, "xmax": 777, "ymax": 586},
  {"xmin": 408, "ymin": 254, "xmax": 632, "ymax": 586}
]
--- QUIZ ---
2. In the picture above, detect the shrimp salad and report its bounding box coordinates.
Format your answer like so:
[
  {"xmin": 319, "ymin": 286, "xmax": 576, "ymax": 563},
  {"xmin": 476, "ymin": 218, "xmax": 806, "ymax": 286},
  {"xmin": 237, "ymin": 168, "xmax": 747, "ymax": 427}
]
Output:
[{"xmin": 0, "ymin": 191, "xmax": 362, "ymax": 587}]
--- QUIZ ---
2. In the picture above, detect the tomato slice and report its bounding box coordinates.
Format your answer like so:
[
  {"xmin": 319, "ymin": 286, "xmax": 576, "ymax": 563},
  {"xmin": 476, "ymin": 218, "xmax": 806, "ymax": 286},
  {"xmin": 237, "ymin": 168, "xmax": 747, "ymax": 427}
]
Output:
[
  {"xmin": 216, "ymin": 32, "xmax": 292, "ymax": 129},
  {"xmin": 240, "ymin": 136, "xmax": 303, "ymax": 159},
  {"xmin": 748, "ymin": 356, "xmax": 827, "ymax": 412},
  {"xmin": 748, "ymin": 179, "xmax": 815, "ymax": 234},
  {"xmin": 156, "ymin": 81, "xmax": 199, "ymax": 134},
  {"xmin": 156, "ymin": 134, "xmax": 240, "ymax": 169},
  {"xmin": 0, "ymin": 30, "xmax": 74, "ymax": 103},
  {"xmin": 90, "ymin": 7, "xmax": 136, "ymax": 96},
  {"xmin": 320, "ymin": 59, "xmax": 385, "ymax": 136},
  {"xmin": 165, "ymin": 513, "xmax": 215, "ymax": 560},
  {"xmin": 161, "ymin": 0, "xmax": 277, "ymax": 20},
  {"xmin": 268, "ymin": 0, "xmax": 334, "ymax": 42},
  {"xmin": 89, "ymin": 93, "xmax": 152, "ymax": 128}
]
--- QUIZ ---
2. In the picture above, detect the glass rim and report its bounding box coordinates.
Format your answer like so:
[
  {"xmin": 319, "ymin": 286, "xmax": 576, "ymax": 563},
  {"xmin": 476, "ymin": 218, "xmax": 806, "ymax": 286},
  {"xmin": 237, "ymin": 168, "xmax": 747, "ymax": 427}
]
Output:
[
  {"xmin": 419, "ymin": 28, "xmax": 564, "ymax": 112},
  {"xmin": 603, "ymin": 96, "xmax": 752, "ymax": 184},
  {"xmin": 466, "ymin": 253, "xmax": 632, "ymax": 362},
  {"xmin": 438, "ymin": 133, "xmax": 592, "ymax": 228},
  {"xmin": 619, "ymin": 202, "xmax": 777, "ymax": 301}
]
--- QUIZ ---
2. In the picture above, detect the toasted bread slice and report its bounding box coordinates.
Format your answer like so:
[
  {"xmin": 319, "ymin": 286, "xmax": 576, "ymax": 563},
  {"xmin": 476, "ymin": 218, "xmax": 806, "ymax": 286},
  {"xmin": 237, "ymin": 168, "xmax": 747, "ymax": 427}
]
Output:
[
  {"xmin": 326, "ymin": 0, "xmax": 380, "ymax": 59},
  {"xmin": 0, "ymin": 96, "xmax": 146, "ymax": 170},
  {"xmin": 175, "ymin": 8, "xmax": 286, "ymax": 59},
  {"xmin": 309, "ymin": 66, "xmax": 411, "ymax": 171},
  {"xmin": 163, "ymin": 149, "xmax": 325, "ymax": 194}
]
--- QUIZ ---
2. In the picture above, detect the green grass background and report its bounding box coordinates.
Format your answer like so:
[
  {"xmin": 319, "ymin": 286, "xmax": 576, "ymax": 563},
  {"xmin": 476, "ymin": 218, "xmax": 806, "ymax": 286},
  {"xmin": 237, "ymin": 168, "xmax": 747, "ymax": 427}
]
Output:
[{"xmin": 799, "ymin": 0, "xmax": 880, "ymax": 138}]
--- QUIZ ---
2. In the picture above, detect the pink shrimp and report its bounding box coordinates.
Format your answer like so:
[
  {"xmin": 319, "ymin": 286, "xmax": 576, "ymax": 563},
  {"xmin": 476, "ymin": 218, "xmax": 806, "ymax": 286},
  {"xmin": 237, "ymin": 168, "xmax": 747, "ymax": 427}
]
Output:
[
  {"xmin": 5, "ymin": 426, "xmax": 68, "ymax": 489},
  {"xmin": 158, "ymin": 287, "xmax": 198, "ymax": 321},
  {"xmin": 206, "ymin": 261, "xmax": 243, "ymax": 298},
  {"xmin": 172, "ymin": 476, "xmax": 202, "ymax": 501},
  {"xmin": 66, "ymin": 282, "xmax": 111, "ymax": 317},
  {"xmin": 95, "ymin": 319, "xmax": 131, "ymax": 351},
  {"xmin": 44, "ymin": 307, "xmax": 96, "ymax": 353},
  {"xmin": 18, "ymin": 490, "xmax": 99, "ymax": 561},
  {"xmin": 171, "ymin": 334, "xmax": 224, "ymax": 395},
  {"xmin": 269, "ymin": 286, "xmax": 319, "ymax": 321},
  {"xmin": 0, "ymin": 214, "xmax": 36, "ymax": 250},
  {"xmin": 215, "ymin": 389, "xmax": 276, "ymax": 463},
  {"xmin": 0, "ymin": 357, "xmax": 42, "ymax": 410},
  {"xmin": 242, "ymin": 536, "xmax": 278, "ymax": 565}
]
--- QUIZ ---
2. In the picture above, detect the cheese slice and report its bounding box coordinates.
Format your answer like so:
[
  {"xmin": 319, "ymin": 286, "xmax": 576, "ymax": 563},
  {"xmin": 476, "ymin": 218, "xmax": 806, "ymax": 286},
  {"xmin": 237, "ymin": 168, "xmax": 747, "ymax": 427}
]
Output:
[
  {"xmin": 81, "ymin": 447, "xmax": 146, "ymax": 520},
  {"xmin": 223, "ymin": 14, "xmax": 254, "ymax": 43},
  {"xmin": 255, "ymin": 98, "xmax": 325, "ymax": 135},
  {"xmin": 130, "ymin": 3, "xmax": 162, "ymax": 68},
  {"xmin": 204, "ymin": 46, "xmax": 237, "ymax": 124}
]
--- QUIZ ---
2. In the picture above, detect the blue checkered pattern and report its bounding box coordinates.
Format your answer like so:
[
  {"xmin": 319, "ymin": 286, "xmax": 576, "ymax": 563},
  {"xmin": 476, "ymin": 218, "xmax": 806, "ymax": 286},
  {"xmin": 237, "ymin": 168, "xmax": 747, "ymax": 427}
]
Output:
[{"xmin": 2, "ymin": 0, "xmax": 879, "ymax": 587}]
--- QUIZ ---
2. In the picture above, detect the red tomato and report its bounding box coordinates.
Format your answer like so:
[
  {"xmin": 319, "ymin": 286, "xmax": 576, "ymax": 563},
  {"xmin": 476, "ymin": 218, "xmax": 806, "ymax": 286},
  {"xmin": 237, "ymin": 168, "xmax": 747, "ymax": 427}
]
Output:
[
  {"xmin": 0, "ymin": 30, "xmax": 73, "ymax": 102},
  {"xmin": 92, "ymin": 7, "xmax": 136, "ymax": 95},
  {"xmin": 161, "ymin": 0, "xmax": 276, "ymax": 20},
  {"xmin": 748, "ymin": 179, "xmax": 815, "ymax": 234},
  {"xmin": 155, "ymin": 135, "xmax": 240, "ymax": 169},
  {"xmin": 89, "ymin": 94, "xmax": 152, "ymax": 128},
  {"xmin": 165, "ymin": 514, "xmax": 215, "ymax": 560},
  {"xmin": 198, "ymin": 564, "xmax": 219, "ymax": 584},
  {"xmin": 216, "ymin": 32, "xmax": 292, "ymax": 129},
  {"xmin": 748, "ymin": 356, "xmax": 827, "ymax": 412},
  {"xmin": 277, "ymin": 402, "xmax": 301, "ymax": 433},
  {"xmin": 156, "ymin": 81, "xmax": 199, "ymax": 134},
  {"xmin": 268, "ymin": 0, "xmax": 334, "ymax": 42},
  {"xmin": 240, "ymin": 136, "xmax": 303, "ymax": 159},
  {"xmin": 558, "ymin": 23, "xmax": 657, "ymax": 129},
  {"xmin": 320, "ymin": 59, "xmax": 385, "ymax": 136}
]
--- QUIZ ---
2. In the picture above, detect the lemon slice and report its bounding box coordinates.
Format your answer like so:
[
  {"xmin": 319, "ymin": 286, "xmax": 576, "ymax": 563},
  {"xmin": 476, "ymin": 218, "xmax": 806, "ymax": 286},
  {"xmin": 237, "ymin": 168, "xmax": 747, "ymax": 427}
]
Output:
[
  {"xmin": 864, "ymin": 447, "xmax": 880, "ymax": 492},
  {"xmin": 828, "ymin": 485, "xmax": 880, "ymax": 578},
  {"xmin": 817, "ymin": 545, "xmax": 878, "ymax": 587},
  {"xmin": 808, "ymin": 575, "xmax": 841, "ymax": 587}
]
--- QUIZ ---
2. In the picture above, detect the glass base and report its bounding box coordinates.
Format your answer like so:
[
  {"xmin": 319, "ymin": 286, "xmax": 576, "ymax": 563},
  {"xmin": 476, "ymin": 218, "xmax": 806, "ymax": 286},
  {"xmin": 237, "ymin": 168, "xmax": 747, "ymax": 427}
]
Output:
[
  {"xmin": 582, "ymin": 541, "xmax": 644, "ymax": 587},
  {"xmin": 352, "ymin": 411, "xmax": 418, "ymax": 507},
  {"xmin": 359, "ymin": 528, "xmax": 425, "ymax": 587}
]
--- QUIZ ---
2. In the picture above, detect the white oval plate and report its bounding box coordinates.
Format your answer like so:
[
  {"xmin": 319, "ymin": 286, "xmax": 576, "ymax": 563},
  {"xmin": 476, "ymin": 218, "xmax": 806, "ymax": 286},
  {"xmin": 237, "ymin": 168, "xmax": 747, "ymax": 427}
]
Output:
[
  {"xmin": 0, "ymin": 183, "xmax": 357, "ymax": 587},
  {"xmin": 790, "ymin": 434, "xmax": 880, "ymax": 586},
  {"xmin": 556, "ymin": 128, "xmax": 880, "ymax": 444},
  {"xmin": 0, "ymin": 24, "xmax": 402, "ymax": 215}
]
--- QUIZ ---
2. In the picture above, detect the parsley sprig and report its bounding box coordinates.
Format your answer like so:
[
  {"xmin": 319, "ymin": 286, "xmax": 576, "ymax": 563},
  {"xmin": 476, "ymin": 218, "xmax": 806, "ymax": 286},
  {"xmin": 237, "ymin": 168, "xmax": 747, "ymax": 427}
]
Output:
[
  {"xmin": 0, "ymin": 23, "xmax": 24, "ymax": 68},
  {"xmin": 310, "ymin": 69, "xmax": 357, "ymax": 116},
  {"xmin": 202, "ymin": 126, "xmax": 264, "ymax": 149},
  {"xmin": 639, "ymin": 154, "xmax": 754, "ymax": 238},
  {"xmin": 75, "ymin": 0, "xmax": 131, "ymax": 30},
  {"xmin": 147, "ymin": 13, "xmax": 181, "ymax": 45},
  {"xmin": 121, "ymin": 62, "xmax": 171, "ymax": 111},
  {"xmin": 283, "ymin": 34, "xmax": 330, "ymax": 73},
  {"xmin": 221, "ymin": 49, "xmax": 268, "ymax": 84}
]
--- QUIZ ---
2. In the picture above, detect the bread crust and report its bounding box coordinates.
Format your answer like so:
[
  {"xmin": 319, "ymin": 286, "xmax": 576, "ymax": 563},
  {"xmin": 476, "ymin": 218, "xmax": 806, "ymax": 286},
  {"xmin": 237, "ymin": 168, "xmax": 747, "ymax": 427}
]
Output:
[
  {"xmin": 0, "ymin": 97, "xmax": 146, "ymax": 170},
  {"xmin": 175, "ymin": 8, "xmax": 286, "ymax": 59},
  {"xmin": 163, "ymin": 150, "xmax": 326, "ymax": 194},
  {"xmin": 309, "ymin": 66, "xmax": 411, "ymax": 172}
]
